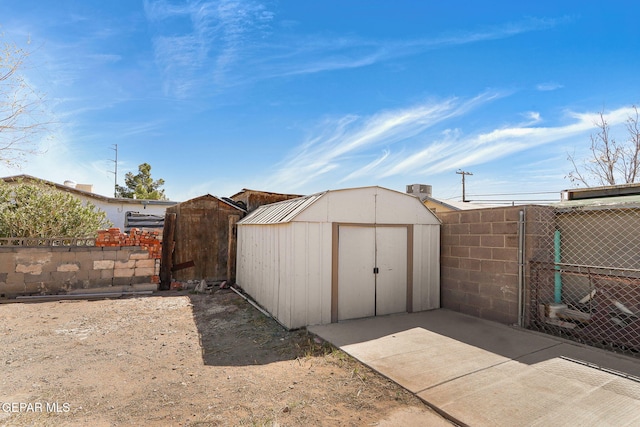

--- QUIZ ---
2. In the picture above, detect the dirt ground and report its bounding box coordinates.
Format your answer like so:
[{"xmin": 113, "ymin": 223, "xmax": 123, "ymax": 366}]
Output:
[{"xmin": 0, "ymin": 288, "xmax": 448, "ymax": 426}]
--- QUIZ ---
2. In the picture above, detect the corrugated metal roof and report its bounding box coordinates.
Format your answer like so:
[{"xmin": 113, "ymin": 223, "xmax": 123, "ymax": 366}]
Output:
[{"xmin": 238, "ymin": 192, "xmax": 326, "ymax": 224}]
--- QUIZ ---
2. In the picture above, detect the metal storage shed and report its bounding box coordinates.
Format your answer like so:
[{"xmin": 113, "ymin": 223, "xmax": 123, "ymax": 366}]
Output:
[{"xmin": 236, "ymin": 186, "xmax": 441, "ymax": 329}]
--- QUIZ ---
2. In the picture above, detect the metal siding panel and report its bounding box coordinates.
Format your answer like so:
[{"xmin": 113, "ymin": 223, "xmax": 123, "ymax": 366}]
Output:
[
  {"xmin": 305, "ymin": 223, "xmax": 324, "ymax": 326},
  {"xmin": 291, "ymin": 223, "xmax": 308, "ymax": 329},
  {"xmin": 375, "ymin": 187, "xmax": 440, "ymax": 225},
  {"xmin": 320, "ymin": 223, "xmax": 333, "ymax": 324},
  {"xmin": 375, "ymin": 227, "xmax": 408, "ymax": 316},
  {"xmin": 338, "ymin": 226, "xmax": 376, "ymax": 320},
  {"xmin": 328, "ymin": 188, "xmax": 376, "ymax": 223}
]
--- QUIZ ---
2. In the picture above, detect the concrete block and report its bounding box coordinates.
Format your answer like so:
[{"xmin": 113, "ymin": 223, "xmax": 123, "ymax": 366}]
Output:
[
  {"xmin": 50, "ymin": 271, "xmax": 78, "ymax": 286},
  {"xmin": 441, "ymin": 233, "xmax": 460, "ymax": 246},
  {"xmin": 129, "ymin": 250, "xmax": 150, "ymax": 260},
  {"xmin": 0, "ymin": 281, "xmax": 26, "ymax": 296},
  {"xmin": 448, "ymin": 267, "xmax": 470, "ymax": 282},
  {"xmin": 480, "ymin": 235, "xmax": 504, "ymax": 248},
  {"xmin": 492, "ymin": 222, "xmax": 517, "ymax": 235},
  {"xmin": 504, "ymin": 207, "xmax": 522, "ymax": 221},
  {"xmin": 469, "ymin": 222, "xmax": 491, "ymax": 234},
  {"xmin": 480, "ymin": 259, "xmax": 505, "ymax": 274},
  {"xmin": 441, "ymin": 256, "xmax": 460, "ymax": 269},
  {"xmin": 0, "ymin": 253, "xmax": 15, "ymax": 273},
  {"xmin": 451, "ymin": 246, "xmax": 470, "ymax": 258},
  {"xmin": 101, "ymin": 248, "xmax": 119, "ymax": 260},
  {"xmin": 114, "ymin": 268, "xmax": 135, "ymax": 278},
  {"xmin": 450, "ymin": 223, "xmax": 470, "ymax": 235},
  {"xmin": 469, "ymin": 247, "xmax": 492, "ymax": 260},
  {"xmin": 134, "ymin": 267, "xmax": 155, "ymax": 277},
  {"xmin": 479, "ymin": 282, "xmax": 517, "ymax": 300},
  {"xmin": 24, "ymin": 271, "xmax": 51, "ymax": 283},
  {"xmin": 116, "ymin": 249, "xmax": 134, "ymax": 261},
  {"xmin": 459, "ymin": 235, "xmax": 481, "ymax": 247},
  {"xmin": 460, "ymin": 258, "xmax": 481, "ymax": 271},
  {"xmin": 115, "ymin": 260, "xmax": 135, "ymax": 269},
  {"xmin": 459, "ymin": 281, "xmax": 480, "ymax": 294},
  {"xmin": 465, "ymin": 292, "xmax": 492, "ymax": 310},
  {"xmin": 492, "ymin": 247, "xmax": 517, "ymax": 261},
  {"xmin": 134, "ymin": 259, "xmax": 155, "ymax": 268},
  {"xmin": 112, "ymin": 277, "xmax": 133, "ymax": 287},
  {"xmin": 57, "ymin": 262, "xmax": 80, "ymax": 272},
  {"xmin": 505, "ymin": 235, "xmax": 518, "ymax": 248},
  {"xmin": 6, "ymin": 272, "xmax": 25, "ymax": 285},
  {"xmin": 480, "ymin": 209, "xmax": 505, "ymax": 223},
  {"xmin": 94, "ymin": 260, "xmax": 115, "ymax": 270},
  {"xmin": 16, "ymin": 263, "xmax": 45, "ymax": 275},
  {"xmin": 459, "ymin": 210, "xmax": 481, "ymax": 223},
  {"xmin": 100, "ymin": 270, "xmax": 114, "ymax": 280}
]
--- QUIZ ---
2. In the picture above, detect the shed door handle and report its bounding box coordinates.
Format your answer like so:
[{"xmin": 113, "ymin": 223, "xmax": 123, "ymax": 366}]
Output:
[{"xmin": 373, "ymin": 267, "xmax": 379, "ymax": 274}]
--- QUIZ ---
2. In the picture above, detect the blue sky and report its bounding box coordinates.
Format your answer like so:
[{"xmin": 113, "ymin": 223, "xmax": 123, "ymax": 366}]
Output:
[{"xmin": 1, "ymin": 1, "xmax": 639, "ymax": 202}]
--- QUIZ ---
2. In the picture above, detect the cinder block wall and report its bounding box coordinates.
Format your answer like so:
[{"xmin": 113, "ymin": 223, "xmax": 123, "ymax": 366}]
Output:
[
  {"xmin": 0, "ymin": 228, "xmax": 162, "ymax": 298},
  {"xmin": 439, "ymin": 207, "xmax": 523, "ymax": 324},
  {"xmin": 438, "ymin": 205, "xmax": 555, "ymax": 325}
]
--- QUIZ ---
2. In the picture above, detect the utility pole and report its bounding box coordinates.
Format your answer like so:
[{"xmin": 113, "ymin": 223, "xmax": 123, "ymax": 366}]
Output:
[
  {"xmin": 456, "ymin": 169, "xmax": 473, "ymax": 202},
  {"xmin": 109, "ymin": 144, "xmax": 118, "ymax": 197}
]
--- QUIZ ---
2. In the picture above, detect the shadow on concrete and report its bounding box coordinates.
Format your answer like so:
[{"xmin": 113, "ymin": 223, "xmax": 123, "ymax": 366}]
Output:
[{"xmin": 308, "ymin": 308, "xmax": 640, "ymax": 377}]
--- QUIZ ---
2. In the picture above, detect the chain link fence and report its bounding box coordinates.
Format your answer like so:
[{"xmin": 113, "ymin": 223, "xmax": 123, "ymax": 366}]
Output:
[{"xmin": 527, "ymin": 203, "xmax": 640, "ymax": 356}]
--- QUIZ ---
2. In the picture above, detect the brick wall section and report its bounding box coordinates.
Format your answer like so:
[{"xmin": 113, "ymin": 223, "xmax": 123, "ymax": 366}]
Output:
[
  {"xmin": 439, "ymin": 206, "xmax": 522, "ymax": 324},
  {"xmin": 0, "ymin": 228, "xmax": 162, "ymax": 298}
]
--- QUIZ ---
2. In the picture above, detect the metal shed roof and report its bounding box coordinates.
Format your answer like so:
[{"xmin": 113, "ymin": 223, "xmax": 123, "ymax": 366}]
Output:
[{"xmin": 238, "ymin": 191, "xmax": 325, "ymax": 224}]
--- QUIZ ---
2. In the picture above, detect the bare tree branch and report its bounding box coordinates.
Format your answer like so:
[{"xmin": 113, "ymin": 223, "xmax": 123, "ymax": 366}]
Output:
[
  {"xmin": 0, "ymin": 34, "xmax": 51, "ymax": 167},
  {"xmin": 568, "ymin": 107, "xmax": 640, "ymax": 187}
]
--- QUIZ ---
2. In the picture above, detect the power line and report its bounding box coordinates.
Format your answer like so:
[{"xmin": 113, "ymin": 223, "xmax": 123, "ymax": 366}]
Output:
[{"xmin": 468, "ymin": 191, "xmax": 560, "ymax": 197}]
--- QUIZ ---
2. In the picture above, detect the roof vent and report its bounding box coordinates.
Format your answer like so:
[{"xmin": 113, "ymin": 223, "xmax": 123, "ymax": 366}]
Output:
[
  {"xmin": 64, "ymin": 180, "xmax": 77, "ymax": 188},
  {"xmin": 406, "ymin": 184, "xmax": 432, "ymax": 197}
]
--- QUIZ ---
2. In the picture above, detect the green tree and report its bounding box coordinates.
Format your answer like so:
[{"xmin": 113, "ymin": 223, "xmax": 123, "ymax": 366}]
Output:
[
  {"xmin": 0, "ymin": 179, "xmax": 112, "ymax": 238},
  {"xmin": 1, "ymin": 33, "xmax": 50, "ymax": 167},
  {"xmin": 115, "ymin": 163, "xmax": 166, "ymax": 200}
]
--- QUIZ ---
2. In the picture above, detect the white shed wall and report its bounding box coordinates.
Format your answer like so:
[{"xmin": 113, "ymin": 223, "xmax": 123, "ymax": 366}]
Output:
[
  {"xmin": 237, "ymin": 186, "xmax": 441, "ymax": 329},
  {"xmin": 237, "ymin": 222, "xmax": 333, "ymax": 329},
  {"xmin": 412, "ymin": 224, "xmax": 440, "ymax": 311},
  {"xmin": 294, "ymin": 187, "xmax": 438, "ymax": 225}
]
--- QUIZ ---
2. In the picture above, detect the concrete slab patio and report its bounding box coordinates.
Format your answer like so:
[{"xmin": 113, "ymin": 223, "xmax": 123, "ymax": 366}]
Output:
[{"xmin": 308, "ymin": 309, "xmax": 640, "ymax": 427}]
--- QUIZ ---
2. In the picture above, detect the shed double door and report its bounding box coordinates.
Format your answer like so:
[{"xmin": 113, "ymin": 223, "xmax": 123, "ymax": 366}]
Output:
[{"xmin": 337, "ymin": 225, "xmax": 408, "ymax": 321}]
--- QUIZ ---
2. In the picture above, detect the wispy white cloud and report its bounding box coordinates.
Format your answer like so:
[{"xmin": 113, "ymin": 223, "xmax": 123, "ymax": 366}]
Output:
[
  {"xmin": 264, "ymin": 92, "xmax": 502, "ymax": 190},
  {"xmin": 536, "ymin": 82, "xmax": 564, "ymax": 91},
  {"xmin": 389, "ymin": 105, "xmax": 636, "ymax": 176},
  {"xmin": 264, "ymin": 100, "xmax": 637, "ymax": 192},
  {"xmin": 144, "ymin": 0, "xmax": 274, "ymax": 97},
  {"xmin": 143, "ymin": 2, "xmax": 567, "ymax": 96}
]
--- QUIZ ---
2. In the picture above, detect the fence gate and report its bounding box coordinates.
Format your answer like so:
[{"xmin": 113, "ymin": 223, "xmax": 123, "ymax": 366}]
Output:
[{"xmin": 527, "ymin": 205, "xmax": 640, "ymax": 356}]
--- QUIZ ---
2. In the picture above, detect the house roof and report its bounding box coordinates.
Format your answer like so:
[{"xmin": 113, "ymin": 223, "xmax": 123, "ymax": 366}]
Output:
[
  {"xmin": 554, "ymin": 194, "xmax": 640, "ymax": 210},
  {"xmin": 561, "ymin": 182, "xmax": 640, "ymax": 201},
  {"xmin": 229, "ymin": 188, "xmax": 303, "ymax": 200},
  {"xmin": 424, "ymin": 196, "xmax": 500, "ymax": 211},
  {"xmin": 1, "ymin": 174, "xmax": 178, "ymax": 205},
  {"xmin": 174, "ymin": 193, "xmax": 246, "ymax": 211}
]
